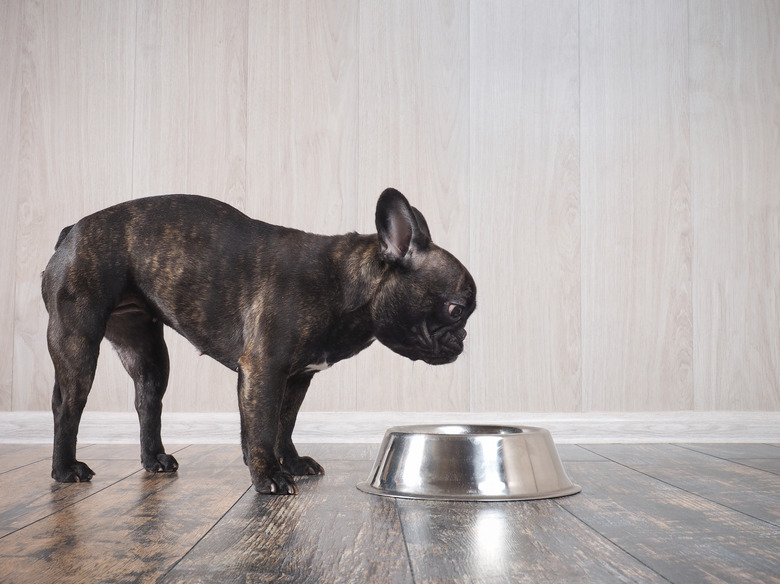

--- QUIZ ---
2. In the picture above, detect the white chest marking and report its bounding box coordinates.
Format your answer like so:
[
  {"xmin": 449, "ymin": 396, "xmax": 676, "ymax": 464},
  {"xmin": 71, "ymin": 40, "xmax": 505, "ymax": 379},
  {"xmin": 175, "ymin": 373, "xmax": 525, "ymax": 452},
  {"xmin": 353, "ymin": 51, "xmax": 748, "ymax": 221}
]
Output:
[{"xmin": 304, "ymin": 361, "xmax": 331, "ymax": 373}]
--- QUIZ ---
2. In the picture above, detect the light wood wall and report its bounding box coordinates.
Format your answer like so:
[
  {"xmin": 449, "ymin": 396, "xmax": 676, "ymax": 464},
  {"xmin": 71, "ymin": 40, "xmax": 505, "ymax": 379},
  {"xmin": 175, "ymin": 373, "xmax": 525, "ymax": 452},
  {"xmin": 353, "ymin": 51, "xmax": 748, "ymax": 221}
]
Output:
[{"xmin": 1, "ymin": 0, "xmax": 778, "ymax": 415}]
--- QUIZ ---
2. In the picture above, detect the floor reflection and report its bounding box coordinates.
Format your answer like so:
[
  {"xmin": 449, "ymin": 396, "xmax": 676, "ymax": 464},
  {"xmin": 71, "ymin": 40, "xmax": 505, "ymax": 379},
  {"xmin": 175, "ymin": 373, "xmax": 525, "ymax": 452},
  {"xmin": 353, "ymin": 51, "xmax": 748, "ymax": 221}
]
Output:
[
  {"xmin": 472, "ymin": 506, "xmax": 509, "ymax": 574},
  {"xmin": 398, "ymin": 500, "xmax": 516, "ymax": 581}
]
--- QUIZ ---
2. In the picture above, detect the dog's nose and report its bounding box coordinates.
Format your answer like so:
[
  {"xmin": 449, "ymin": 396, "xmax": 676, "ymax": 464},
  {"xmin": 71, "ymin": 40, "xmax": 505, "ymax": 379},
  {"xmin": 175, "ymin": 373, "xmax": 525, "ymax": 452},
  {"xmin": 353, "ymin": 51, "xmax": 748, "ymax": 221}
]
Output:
[{"xmin": 454, "ymin": 328, "xmax": 467, "ymax": 341}]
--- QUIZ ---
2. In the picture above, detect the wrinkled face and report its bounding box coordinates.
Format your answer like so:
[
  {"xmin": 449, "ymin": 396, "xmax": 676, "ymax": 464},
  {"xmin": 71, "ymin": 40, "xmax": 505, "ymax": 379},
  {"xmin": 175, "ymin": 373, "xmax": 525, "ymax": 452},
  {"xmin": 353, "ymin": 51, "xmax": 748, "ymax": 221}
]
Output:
[{"xmin": 373, "ymin": 247, "xmax": 476, "ymax": 365}]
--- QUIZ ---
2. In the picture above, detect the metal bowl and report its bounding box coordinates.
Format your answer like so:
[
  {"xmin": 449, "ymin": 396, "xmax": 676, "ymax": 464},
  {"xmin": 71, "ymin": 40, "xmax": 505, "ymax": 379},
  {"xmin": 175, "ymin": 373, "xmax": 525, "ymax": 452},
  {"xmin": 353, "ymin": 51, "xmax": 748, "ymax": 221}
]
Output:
[{"xmin": 357, "ymin": 424, "xmax": 581, "ymax": 501}]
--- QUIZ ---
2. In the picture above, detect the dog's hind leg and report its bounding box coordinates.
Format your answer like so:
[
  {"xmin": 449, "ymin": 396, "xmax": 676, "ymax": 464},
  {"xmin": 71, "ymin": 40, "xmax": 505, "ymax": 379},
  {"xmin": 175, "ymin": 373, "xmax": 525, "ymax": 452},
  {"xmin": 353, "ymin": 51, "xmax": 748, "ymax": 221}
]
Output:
[
  {"xmin": 48, "ymin": 318, "xmax": 102, "ymax": 483},
  {"xmin": 105, "ymin": 307, "xmax": 178, "ymax": 474}
]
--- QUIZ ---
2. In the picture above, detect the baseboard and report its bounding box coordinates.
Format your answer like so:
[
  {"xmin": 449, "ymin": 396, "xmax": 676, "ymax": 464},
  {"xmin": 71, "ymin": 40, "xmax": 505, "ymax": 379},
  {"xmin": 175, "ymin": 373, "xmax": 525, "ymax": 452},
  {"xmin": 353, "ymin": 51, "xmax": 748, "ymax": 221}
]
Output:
[{"xmin": 1, "ymin": 410, "xmax": 779, "ymax": 444}]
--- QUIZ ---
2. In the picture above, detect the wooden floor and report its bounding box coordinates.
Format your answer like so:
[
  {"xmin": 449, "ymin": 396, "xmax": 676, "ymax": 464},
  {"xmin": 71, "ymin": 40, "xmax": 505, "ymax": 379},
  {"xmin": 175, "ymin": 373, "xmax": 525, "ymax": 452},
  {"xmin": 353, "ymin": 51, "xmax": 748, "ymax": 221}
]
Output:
[{"xmin": 0, "ymin": 443, "xmax": 778, "ymax": 583}]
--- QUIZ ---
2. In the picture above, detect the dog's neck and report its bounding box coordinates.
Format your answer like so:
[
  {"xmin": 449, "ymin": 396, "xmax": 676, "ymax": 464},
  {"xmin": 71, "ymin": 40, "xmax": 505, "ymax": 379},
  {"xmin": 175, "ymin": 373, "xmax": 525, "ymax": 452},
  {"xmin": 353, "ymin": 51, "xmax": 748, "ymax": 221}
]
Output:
[{"xmin": 326, "ymin": 233, "xmax": 388, "ymax": 315}]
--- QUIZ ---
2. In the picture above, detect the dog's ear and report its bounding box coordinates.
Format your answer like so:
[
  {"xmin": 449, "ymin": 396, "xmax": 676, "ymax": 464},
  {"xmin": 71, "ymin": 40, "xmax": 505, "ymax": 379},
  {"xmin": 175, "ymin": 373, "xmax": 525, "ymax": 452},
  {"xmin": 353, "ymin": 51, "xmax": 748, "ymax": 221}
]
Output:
[
  {"xmin": 376, "ymin": 188, "xmax": 432, "ymax": 266},
  {"xmin": 411, "ymin": 206, "xmax": 431, "ymax": 240}
]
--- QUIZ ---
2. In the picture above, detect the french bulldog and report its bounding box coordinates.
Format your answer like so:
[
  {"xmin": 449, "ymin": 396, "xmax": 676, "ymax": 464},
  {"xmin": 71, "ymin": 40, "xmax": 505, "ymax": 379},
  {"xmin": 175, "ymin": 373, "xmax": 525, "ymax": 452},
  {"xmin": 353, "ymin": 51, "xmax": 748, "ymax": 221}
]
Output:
[{"xmin": 42, "ymin": 188, "xmax": 476, "ymax": 494}]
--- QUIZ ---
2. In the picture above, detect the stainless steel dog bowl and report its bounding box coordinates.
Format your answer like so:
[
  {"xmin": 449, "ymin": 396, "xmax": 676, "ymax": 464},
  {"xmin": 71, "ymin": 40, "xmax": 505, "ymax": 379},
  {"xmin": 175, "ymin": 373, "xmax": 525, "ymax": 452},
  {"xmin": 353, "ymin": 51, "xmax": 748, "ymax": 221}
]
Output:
[{"xmin": 357, "ymin": 424, "xmax": 581, "ymax": 501}]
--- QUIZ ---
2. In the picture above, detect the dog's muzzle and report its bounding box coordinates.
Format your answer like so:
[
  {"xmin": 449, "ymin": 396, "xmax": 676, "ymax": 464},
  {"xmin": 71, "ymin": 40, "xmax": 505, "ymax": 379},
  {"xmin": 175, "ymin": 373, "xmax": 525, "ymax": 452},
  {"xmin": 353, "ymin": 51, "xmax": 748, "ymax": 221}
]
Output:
[{"xmin": 410, "ymin": 320, "xmax": 467, "ymax": 365}]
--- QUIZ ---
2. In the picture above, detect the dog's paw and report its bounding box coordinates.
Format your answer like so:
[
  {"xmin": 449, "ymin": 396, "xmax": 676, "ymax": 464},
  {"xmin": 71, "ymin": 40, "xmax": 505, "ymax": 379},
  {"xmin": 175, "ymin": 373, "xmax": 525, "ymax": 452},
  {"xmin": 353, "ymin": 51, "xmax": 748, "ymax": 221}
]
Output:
[
  {"xmin": 253, "ymin": 471, "xmax": 297, "ymax": 495},
  {"xmin": 52, "ymin": 461, "xmax": 95, "ymax": 483},
  {"xmin": 143, "ymin": 453, "xmax": 179, "ymax": 473},
  {"xmin": 281, "ymin": 455, "xmax": 325, "ymax": 477}
]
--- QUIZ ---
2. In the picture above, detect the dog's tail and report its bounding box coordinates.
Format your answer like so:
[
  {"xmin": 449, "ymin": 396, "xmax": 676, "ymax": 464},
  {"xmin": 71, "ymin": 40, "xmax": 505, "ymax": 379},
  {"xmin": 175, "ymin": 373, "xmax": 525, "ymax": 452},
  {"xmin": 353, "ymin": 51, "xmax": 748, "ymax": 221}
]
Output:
[{"xmin": 55, "ymin": 225, "xmax": 74, "ymax": 250}]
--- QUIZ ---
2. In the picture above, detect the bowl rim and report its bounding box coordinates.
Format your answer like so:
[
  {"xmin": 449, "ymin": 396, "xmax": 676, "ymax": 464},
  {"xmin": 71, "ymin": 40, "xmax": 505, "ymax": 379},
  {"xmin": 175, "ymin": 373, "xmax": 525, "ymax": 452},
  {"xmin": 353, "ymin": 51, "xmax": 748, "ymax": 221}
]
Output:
[
  {"xmin": 384, "ymin": 423, "xmax": 546, "ymax": 437},
  {"xmin": 356, "ymin": 481, "xmax": 582, "ymax": 502}
]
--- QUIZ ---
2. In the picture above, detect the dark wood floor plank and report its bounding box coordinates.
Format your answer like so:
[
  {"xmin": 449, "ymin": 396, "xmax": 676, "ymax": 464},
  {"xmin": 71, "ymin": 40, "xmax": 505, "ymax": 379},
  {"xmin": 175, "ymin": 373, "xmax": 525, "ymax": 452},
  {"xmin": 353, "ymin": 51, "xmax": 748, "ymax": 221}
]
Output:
[
  {"xmin": 677, "ymin": 443, "xmax": 780, "ymax": 474},
  {"xmin": 0, "ymin": 458, "xmax": 139, "ymax": 538},
  {"xmin": 0, "ymin": 444, "xmax": 193, "ymax": 539},
  {"xmin": 556, "ymin": 444, "xmax": 607, "ymax": 462},
  {"xmin": 1, "ymin": 443, "xmax": 779, "ymax": 584},
  {"xmin": 734, "ymin": 458, "xmax": 780, "ymax": 474},
  {"xmin": 293, "ymin": 442, "xmax": 379, "ymax": 462},
  {"xmin": 398, "ymin": 497, "xmax": 667, "ymax": 584},
  {"xmin": 678, "ymin": 443, "xmax": 780, "ymax": 460},
  {"xmin": 0, "ymin": 444, "xmax": 53, "ymax": 473},
  {"xmin": 561, "ymin": 459, "xmax": 780, "ymax": 584},
  {"xmin": 583, "ymin": 444, "xmax": 780, "ymax": 524},
  {"xmin": 0, "ymin": 445, "xmax": 249, "ymax": 584},
  {"xmin": 77, "ymin": 443, "xmax": 163, "ymax": 460},
  {"xmin": 161, "ymin": 460, "xmax": 413, "ymax": 584}
]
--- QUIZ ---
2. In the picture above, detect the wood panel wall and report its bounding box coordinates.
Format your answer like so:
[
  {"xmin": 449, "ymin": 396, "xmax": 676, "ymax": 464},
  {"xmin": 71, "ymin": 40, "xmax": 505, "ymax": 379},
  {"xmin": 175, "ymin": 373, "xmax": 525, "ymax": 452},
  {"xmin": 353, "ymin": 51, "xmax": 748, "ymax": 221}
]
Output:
[
  {"xmin": 1, "ymin": 0, "xmax": 778, "ymax": 415},
  {"xmin": 580, "ymin": 0, "xmax": 693, "ymax": 411}
]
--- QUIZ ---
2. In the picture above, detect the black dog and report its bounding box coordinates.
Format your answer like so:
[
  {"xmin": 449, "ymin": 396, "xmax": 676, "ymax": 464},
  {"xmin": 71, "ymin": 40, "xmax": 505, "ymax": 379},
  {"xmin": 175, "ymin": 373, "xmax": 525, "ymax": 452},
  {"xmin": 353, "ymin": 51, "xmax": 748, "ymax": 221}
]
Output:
[{"xmin": 42, "ymin": 188, "xmax": 476, "ymax": 494}]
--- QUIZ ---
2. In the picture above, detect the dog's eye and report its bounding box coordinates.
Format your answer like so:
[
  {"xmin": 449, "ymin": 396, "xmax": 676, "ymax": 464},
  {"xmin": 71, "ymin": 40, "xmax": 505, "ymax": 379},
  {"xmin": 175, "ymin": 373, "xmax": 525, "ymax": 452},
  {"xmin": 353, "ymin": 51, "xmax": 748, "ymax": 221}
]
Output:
[{"xmin": 448, "ymin": 303, "xmax": 464, "ymax": 319}]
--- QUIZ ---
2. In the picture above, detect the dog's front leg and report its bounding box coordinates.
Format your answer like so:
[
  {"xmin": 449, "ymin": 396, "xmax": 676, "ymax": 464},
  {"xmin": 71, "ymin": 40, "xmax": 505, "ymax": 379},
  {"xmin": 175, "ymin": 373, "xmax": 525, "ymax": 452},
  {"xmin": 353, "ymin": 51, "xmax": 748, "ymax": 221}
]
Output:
[
  {"xmin": 237, "ymin": 357, "xmax": 297, "ymax": 495},
  {"xmin": 277, "ymin": 372, "xmax": 324, "ymax": 477}
]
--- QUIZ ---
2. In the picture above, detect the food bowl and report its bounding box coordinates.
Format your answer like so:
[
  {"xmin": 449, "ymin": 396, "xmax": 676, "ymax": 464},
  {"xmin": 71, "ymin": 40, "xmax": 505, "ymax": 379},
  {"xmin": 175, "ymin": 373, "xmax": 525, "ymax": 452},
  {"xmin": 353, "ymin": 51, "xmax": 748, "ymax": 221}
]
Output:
[{"xmin": 357, "ymin": 424, "xmax": 581, "ymax": 501}]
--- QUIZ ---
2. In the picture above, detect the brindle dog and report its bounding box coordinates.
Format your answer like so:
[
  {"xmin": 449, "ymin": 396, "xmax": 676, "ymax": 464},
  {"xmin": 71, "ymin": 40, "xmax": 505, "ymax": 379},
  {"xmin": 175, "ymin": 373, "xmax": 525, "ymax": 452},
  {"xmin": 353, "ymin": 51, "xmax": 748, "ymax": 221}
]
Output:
[{"xmin": 42, "ymin": 188, "xmax": 476, "ymax": 494}]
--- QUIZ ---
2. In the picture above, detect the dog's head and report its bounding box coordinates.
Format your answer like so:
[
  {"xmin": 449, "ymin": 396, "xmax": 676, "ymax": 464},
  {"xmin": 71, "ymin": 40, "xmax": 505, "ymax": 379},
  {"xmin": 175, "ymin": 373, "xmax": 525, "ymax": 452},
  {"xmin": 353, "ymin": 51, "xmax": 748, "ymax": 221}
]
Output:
[{"xmin": 371, "ymin": 188, "xmax": 476, "ymax": 365}]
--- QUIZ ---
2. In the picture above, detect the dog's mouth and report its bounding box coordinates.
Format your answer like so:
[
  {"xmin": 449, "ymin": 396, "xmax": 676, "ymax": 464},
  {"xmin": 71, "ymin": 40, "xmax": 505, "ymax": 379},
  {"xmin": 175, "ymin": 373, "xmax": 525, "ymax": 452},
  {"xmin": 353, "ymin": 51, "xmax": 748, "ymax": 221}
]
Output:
[
  {"xmin": 408, "ymin": 319, "xmax": 467, "ymax": 365},
  {"xmin": 378, "ymin": 318, "xmax": 468, "ymax": 365}
]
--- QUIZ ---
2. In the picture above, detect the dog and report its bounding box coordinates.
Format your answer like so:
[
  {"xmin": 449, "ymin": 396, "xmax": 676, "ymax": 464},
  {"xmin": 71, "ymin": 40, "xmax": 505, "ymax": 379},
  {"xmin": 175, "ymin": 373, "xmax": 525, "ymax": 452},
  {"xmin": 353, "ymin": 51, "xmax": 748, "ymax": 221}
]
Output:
[{"xmin": 42, "ymin": 188, "xmax": 476, "ymax": 494}]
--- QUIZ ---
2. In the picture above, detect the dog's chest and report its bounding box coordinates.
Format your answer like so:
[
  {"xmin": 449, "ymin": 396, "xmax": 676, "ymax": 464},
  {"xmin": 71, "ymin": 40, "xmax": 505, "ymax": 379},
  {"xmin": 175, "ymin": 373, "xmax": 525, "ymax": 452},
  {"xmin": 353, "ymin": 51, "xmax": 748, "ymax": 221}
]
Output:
[
  {"xmin": 304, "ymin": 360, "xmax": 331, "ymax": 373},
  {"xmin": 301, "ymin": 336, "xmax": 375, "ymax": 375}
]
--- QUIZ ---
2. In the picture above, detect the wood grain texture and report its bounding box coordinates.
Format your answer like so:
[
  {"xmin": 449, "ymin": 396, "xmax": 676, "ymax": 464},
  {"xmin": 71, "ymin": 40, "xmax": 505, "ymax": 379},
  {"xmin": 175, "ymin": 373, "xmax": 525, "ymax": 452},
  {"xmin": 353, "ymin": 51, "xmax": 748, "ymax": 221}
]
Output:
[
  {"xmin": 355, "ymin": 0, "xmax": 471, "ymax": 413},
  {"xmin": 0, "ymin": 0, "xmax": 22, "ymax": 410},
  {"xmin": 398, "ymin": 499, "xmax": 666, "ymax": 583},
  {"xmin": 584, "ymin": 443, "xmax": 780, "ymax": 524},
  {"xmin": 161, "ymin": 460, "xmax": 414, "ymax": 583},
  {"xmin": 0, "ymin": 457, "xmax": 137, "ymax": 537},
  {"xmin": 247, "ymin": 0, "xmax": 359, "ymax": 234},
  {"xmin": 561, "ymin": 457, "xmax": 780, "ymax": 583},
  {"xmin": 0, "ymin": 443, "xmax": 50, "ymax": 473},
  {"xmin": 2, "ymin": 0, "xmax": 780, "ymax": 417},
  {"xmin": 1, "ymin": 443, "xmax": 780, "ymax": 582},
  {"xmin": 132, "ymin": 0, "xmax": 249, "ymax": 413},
  {"xmin": 675, "ymin": 442, "xmax": 780, "ymax": 476},
  {"xmin": 12, "ymin": 0, "xmax": 137, "ymax": 411},
  {"xmin": 0, "ymin": 444, "xmax": 188, "ymax": 539},
  {"xmin": 132, "ymin": 0, "xmax": 247, "ymax": 206},
  {"xmin": 580, "ymin": 0, "xmax": 693, "ymax": 411},
  {"xmin": 0, "ymin": 445, "xmax": 249, "ymax": 584},
  {"xmin": 469, "ymin": 1, "xmax": 581, "ymax": 412},
  {"xmin": 690, "ymin": 0, "xmax": 780, "ymax": 410},
  {"xmin": 247, "ymin": 0, "xmax": 361, "ymax": 412},
  {"xmin": 723, "ymin": 457, "xmax": 780, "ymax": 475}
]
